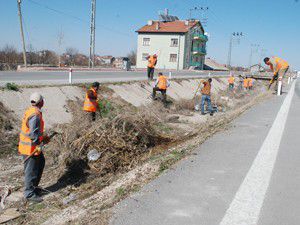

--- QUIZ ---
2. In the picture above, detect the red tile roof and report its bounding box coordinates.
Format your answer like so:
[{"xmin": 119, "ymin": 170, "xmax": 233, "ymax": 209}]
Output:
[{"xmin": 137, "ymin": 20, "xmax": 201, "ymax": 33}]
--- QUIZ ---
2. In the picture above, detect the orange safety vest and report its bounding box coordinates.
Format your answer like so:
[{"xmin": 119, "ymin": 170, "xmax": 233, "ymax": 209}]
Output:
[
  {"xmin": 228, "ymin": 76, "xmax": 235, "ymax": 84},
  {"xmin": 18, "ymin": 106, "xmax": 44, "ymax": 156},
  {"xmin": 158, "ymin": 76, "xmax": 168, "ymax": 90},
  {"xmin": 243, "ymin": 79, "xmax": 249, "ymax": 88},
  {"xmin": 148, "ymin": 56, "xmax": 157, "ymax": 68},
  {"xmin": 83, "ymin": 88, "xmax": 98, "ymax": 112},
  {"xmin": 273, "ymin": 56, "xmax": 289, "ymax": 70},
  {"xmin": 248, "ymin": 78, "xmax": 253, "ymax": 87}
]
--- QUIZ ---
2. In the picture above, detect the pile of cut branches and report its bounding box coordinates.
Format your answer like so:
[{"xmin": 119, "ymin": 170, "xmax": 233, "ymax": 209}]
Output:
[{"xmin": 50, "ymin": 104, "xmax": 173, "ymax": 181}]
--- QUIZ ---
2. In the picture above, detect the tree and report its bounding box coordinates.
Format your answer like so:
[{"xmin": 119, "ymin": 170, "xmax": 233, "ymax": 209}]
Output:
[
  {"xmin": 64, "ymin": 47, "xmax": 79, "ymax": 66},
  {"xmin": 127, "ymin": 50, "xmax": 137, "ymax": 66}
]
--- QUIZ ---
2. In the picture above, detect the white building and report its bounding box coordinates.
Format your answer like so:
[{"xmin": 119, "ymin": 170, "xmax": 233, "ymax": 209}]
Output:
[{"xmin": 136, "ymin": 18, "xmax": 208, "ymax": 70}]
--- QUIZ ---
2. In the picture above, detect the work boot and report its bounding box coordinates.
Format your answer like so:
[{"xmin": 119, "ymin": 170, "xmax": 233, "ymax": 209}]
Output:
[
  {"xmin": 26, "ymin": 194, "xmax": 43, "ymax": 203},
  {"xmin": 201, "ymin": 112, "xmax": 205, "ymax": 115},
  {"xmin": 34, "ymin": 187, "xmax": 48, "ymax": 196},
  {"xmin": 210, "ymin": 112, "xmax": 214, "ymax": 116}
]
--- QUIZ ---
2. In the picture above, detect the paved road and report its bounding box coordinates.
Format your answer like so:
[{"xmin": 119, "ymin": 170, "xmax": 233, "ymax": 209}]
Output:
[
  {"xmin": 0, "ymin": 70, "xmax": 229, "ymax": 86},
  {"xmin": 110, "ymin": 79, "xmax": 299, "ymax": 225}
]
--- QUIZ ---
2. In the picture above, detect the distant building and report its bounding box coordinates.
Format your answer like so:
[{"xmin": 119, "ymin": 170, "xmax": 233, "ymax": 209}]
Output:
[
  {"xmin": 204, "ymin": 57, "xmax": 228, "ymax": 71},
  {"xmin": 250, "ymin": 64, "xmax": 265, "ymax": 74},
  {"xmin": 136, "ymin": 14, "xmax": 208, "ymax": 70},
  {"xmin": 96, "ymin": 55, "xmax": 115, "ymax": 65}
]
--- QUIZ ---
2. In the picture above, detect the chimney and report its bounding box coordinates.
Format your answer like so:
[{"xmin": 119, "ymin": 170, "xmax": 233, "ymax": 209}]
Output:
[
  {"xmin": 185, "ymin": 20, "xmax": 189, "ymax": 26},
  {"xmin": 147, "ymin": 20, "xmax": 153, "ymax": 26},
  {"xmin": 156, "ymin": 22, "xmax": 160, "ymax": 30}
]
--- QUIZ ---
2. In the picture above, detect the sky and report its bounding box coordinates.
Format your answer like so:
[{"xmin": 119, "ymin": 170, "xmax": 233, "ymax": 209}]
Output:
[{"xmin": 0, "ymin": 0, "xmax": 299, "ymax": 69}]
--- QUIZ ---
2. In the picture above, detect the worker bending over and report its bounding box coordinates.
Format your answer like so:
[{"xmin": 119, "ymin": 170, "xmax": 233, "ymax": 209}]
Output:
[
  {"xmin": 19, "ymin": 93, "xmax": 50, "ymax": 203},
  {"xmin": 228, "ymin": 74, "xmax": 235, "ymax": 91},
  {"xmin": 152, "ymin": 72, "xmax": 170, "ymax": 105},
  {"xmin": 200, "ymin": 78, "xmax": 214, "ymax": 116},
  {"xmin": 264, "ymin": 56, "xmax": 289, "ymax": 91},
  {"xmin": 83, "ymin": 82, "xmax": 100, "ymax": 121},
  {"xmin": 147, "ymin": 54, "xmax": 157, "ymax": 81}
]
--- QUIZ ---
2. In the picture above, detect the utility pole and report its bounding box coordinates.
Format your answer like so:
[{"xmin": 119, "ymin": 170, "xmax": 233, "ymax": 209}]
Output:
[
  {"xmin": 227, "ymin": 32, "xmax": 243, "ymax": 71},
  {"xmin": 89, "ymin": 0, "xmax": 96, "ymax": 68},
  {"xmin": 248, "ymin": 44, "xmax": 259, "ymax": 68},
  {"xmin": 17, "ymin": 0, "xmax": 27, "ymax": 67}
]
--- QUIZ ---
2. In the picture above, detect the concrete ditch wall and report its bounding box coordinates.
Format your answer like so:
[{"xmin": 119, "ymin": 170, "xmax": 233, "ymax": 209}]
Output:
[
  {"xmin": 109, "ymin": 78, "xmax": 228, "ymax": 107},
  {"xmin": 0, "ymin": 78, "xmax": 228, "ymax": 127},
  {"xmin": 0, "ymin": 86, "xmax": 83, "ymax": 128}
]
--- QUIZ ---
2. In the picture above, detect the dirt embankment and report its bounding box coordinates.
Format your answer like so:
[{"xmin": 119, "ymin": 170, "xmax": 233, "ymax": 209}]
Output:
[{"xmin": 0, "ymin": 78, "xmax": 270, "ymax": 224}]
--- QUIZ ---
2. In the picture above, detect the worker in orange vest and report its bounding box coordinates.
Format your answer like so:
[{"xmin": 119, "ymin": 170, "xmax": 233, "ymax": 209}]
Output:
[
  {"xmin": 152, "ymin": 72, "xmax": 170, "ymax": 106},
  {"xmin": 264, "ymin": 56, "xmax": 289, "ymax": 90},
  {"xmin": 200, "ymin": 78, "xmax": 214, "ymax": 116},
  {"xmin": 19, "ymin": 92, "xmax": 50, "ymax": 202},
  {"xmin": 147, "ymin": 54, "xmax": 158, "ymax": 81},
  {"xmin": 228, "ymin": 74, "xmax": 235, "ymax": 91},
  {"xmin": 83, "ymin": 82, "xmax": 100, "ymax": 121},
  {"xmin": 248, "ymin": 77, "xmax": 254, "ymax": 90},
  {"xmin": 243, "ymin": 76, "xmax": 249, "ymax": 90}
]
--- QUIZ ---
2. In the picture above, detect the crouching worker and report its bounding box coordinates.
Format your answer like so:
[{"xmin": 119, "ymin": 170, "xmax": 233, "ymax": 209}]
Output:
[
  {"xmin": 152, "ymin": 72, "xmax": 170, "ymax": 105},
  {"xmin": 83, "ymin": 82, "xmax": 100, "ymax": 121},
  {"xmin": 19, "ymin": 93, "xmax": 50, "ymax": 203},
  {"xmin": 201, "ymin": 78, "xmax": 214, "ymax": 116}
]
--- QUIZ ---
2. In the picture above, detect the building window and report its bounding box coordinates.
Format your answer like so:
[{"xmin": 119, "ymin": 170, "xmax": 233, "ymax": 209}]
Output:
[
  {"xmin": 170, "ymin": 38, "xmax": 178, "ymax": 47},
  {"xmin": 143, "ymin": 38, "xmax": 150, "ymax": 46},
  {"xmin": 142, "ymin": 53, "xmax": 149, "ymax": 61},
  {"xmin": 169, "ymin": 54, "xmax": 177, "ymax": 62}
]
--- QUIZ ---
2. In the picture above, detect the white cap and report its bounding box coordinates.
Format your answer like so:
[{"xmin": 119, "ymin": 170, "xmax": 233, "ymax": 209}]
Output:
[{"xmin": 30, "ymin": 92, "xmax": 43, "ymax": 104}]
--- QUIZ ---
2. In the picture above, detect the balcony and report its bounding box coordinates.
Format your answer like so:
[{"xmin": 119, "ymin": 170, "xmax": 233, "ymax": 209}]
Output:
[
  {"xmin": 192, "ymin": 47, "xmax": 207, "ymax": 55},
  {"xmin": 192, "ymin": 33, "xmax": 208, "ymax": 42}
]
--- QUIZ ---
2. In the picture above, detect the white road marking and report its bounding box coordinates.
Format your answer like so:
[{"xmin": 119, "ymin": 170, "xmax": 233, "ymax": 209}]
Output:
[{"xmin": 219, "ymin": 80, "xmax": 296, "ymax": 225}]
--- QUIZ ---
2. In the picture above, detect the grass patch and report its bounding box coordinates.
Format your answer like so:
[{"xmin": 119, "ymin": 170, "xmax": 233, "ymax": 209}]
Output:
[
  {"xmin": 5, "ymin": 82, "xmax": 19, "ymax": 91},
  {"xmin": 98, "ymin": 99, "xmax": 112, "ymax": 117},
  {"xmin": 28, "ymin": 202, "xmax": 46, "ymax": 212},
  {"xmin": 116, "ymin": 187, "xmax": 126, "ymax": 197}
]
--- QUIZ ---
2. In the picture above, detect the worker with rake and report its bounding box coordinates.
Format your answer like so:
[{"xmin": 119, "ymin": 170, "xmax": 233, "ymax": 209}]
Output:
[
  {"xmin": 264, "ymin": 56, "xmax": 289, "ymax": 93},
  {"xmin": 18, "ymin": 93, "xmax": 50, "ymax": 203},
  {"xmin": 152, "ymin": 72, "xmax": 170, "ymax": 106},
  {"xmin": 147, "ymin": 54, "xmax": 158, "ymax": 81}
]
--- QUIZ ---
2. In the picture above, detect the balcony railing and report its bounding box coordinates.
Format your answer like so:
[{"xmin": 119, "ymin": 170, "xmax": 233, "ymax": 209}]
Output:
[
  {"xmin": 192, "ymin": 47, "xmax": 207, "ymax": 55},
  {"xmin": 192, "ymin": 33, "xmax": 208, "ymax": 42}
]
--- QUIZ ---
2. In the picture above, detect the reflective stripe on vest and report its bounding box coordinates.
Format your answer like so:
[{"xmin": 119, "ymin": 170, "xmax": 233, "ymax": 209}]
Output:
[
  {"xmin": 158, "ymin": 76, "xmax": 167, "ymax": 90},
  {"xmin": 83, "ymin": 88, "xmax": 98, "ymax": 112},
  {"xmin": 18, "ymin": 106, "xmax": 44, "ymax": 156}
]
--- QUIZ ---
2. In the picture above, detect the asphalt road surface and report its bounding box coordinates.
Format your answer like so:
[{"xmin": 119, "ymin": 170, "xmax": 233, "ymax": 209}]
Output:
[
  {"xmin": 110, "ymin": 79, "xmax": 300, "ymax": 225},
  {"xmin": 0, "ymin": 70, "xmax": 229, "ymax": 86}
]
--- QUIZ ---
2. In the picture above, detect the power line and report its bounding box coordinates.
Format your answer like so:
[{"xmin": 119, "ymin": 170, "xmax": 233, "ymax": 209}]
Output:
[{"xmin": 27, "ymin": 0, "xmax": 132, "ymax": 37}]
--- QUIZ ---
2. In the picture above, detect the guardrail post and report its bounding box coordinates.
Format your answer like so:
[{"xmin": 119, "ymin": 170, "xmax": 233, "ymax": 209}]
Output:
[
  {"xmin": 69, "ymin": 68, "xmax": 72, "ymax": 84},
  {"xmin": 277, "ymin": 80, "xmax": 282, "ymax": 96}
]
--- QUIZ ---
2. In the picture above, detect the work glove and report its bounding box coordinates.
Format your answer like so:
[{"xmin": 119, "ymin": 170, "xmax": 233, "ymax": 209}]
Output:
[{"xmin": 36, "ymin": 144, "xmax": 44, "ymax": 154}]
